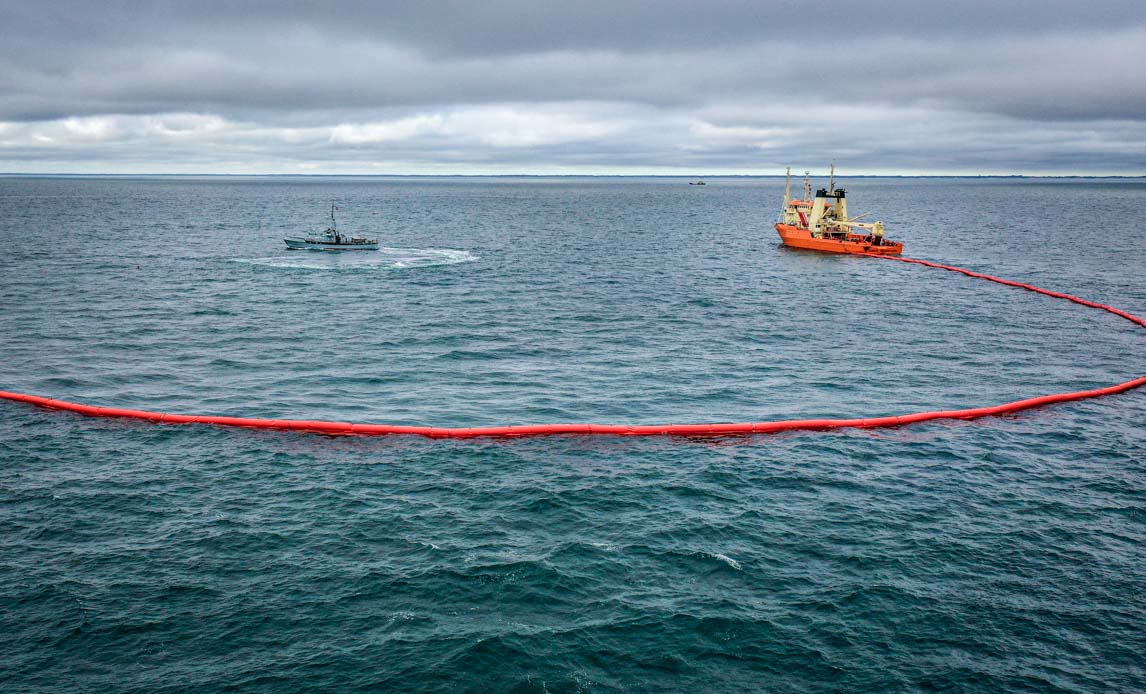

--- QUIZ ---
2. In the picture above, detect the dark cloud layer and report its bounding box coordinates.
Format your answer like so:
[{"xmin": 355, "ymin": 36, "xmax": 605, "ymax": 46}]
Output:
[
  {"xmin": 1, "ymin": 1, "xmax": 1144, "ymax": 173},
  {"xmin": 10, "ymin": 1, "xmax": 1144, "ymax": 54}
]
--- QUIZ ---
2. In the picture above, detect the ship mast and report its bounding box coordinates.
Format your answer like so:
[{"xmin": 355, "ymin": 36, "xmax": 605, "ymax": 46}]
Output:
[
  {"xmin": 783, "ymin": 167, "xmax": 791, "ymax": 207},
  {"xmin": 802, "ymin": 171, "xmax": 811, "ymax": 200},
  {"xmin": 828, "ymin": 163, "xmax": 835, "ymax": 194},
  {"xmin": 330, "ymin": 203, "xmax": 341, "ymax": 243}
]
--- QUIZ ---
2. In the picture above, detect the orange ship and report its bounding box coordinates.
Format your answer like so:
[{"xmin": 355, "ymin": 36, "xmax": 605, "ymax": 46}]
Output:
[{"xmin": 774, "ymin": 166, "xmax": 902, "ymax": 255}]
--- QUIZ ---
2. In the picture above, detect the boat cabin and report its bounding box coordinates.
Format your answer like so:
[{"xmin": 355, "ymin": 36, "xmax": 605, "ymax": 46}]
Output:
[
  {"xmin": 778, "ymin": 168, "xmax": 885, "ymax": 241},
  {"xmin": 773, "ymin": 166, "xmax": 901, "ymax": 255}
]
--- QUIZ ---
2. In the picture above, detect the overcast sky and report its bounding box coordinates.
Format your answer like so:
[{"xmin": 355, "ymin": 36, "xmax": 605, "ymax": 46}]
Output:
[{"xmin": 1, "ymin": 1, "xmax": 1144, "ymax": 174}]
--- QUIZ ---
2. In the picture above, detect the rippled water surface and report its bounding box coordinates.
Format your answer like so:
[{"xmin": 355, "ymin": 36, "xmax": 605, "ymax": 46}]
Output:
[{"xmin": 2, "ymin": 176, "xmax": 1144, "ymax": 691}]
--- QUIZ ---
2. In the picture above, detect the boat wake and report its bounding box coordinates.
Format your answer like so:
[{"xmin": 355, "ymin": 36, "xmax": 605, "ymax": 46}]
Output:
[{"xmin": 232, "ymin": 248, "xmax": 477, "ymax": 271}]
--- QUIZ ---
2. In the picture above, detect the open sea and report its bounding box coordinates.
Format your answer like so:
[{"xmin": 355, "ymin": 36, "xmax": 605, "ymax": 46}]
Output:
[{"xmin": 1, "ymin": 175, "xmax": 1144, "ymax": 691}]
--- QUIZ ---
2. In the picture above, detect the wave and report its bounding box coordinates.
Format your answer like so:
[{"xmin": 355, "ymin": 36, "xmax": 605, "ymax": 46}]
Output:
[{"xmin": 231, "ymin": 247, "xmax": 477, "ymax": 271}]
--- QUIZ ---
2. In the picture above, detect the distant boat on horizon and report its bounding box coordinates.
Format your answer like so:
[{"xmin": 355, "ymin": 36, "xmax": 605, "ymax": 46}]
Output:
[{"xmin": 689, "ymin": 180, "xmax": 706, "ymax": 185}]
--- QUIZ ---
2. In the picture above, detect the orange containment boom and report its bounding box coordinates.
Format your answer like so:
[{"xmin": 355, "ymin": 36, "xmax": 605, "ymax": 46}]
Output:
[{"xmin": 2, "ymin": 255, "xmax": 1144, "ymax": 439}]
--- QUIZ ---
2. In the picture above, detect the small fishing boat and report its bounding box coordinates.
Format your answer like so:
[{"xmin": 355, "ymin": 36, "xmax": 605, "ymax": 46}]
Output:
[
  {"xmin": 689, "ymin": 180, "xmax": 706, "ymax": 186},
  {"xmin": 775, "ymin": 166, "xmax": 902, "ymax": 255},
  {"xmin": 284, "ymin": 204, "xmax": 379, "ymax": 251}
]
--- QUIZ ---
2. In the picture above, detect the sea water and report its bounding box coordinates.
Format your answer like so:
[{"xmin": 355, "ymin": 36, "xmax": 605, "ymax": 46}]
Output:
[{"xmin": 1, "ymin": 176, "xmax": 1144, "ymax": 690}]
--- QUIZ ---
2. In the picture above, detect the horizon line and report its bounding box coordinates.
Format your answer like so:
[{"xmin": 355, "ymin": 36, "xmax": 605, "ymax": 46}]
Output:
[{"xmin": 2, "ymin": 172, "xmax": 1144, "ymax": 179}]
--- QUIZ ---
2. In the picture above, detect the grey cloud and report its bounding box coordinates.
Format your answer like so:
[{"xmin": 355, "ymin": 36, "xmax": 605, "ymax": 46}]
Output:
[
  {"xmin": 3, "ymin": 29, "xmax": 1144, "ymax": 123},
  {"xmin": 4, "ymin": 104, "xmax": 1142, "ymax": 175},
  {"xmin": 7, "ymin": 1, "xmax": 1143, "ymax": 55},
  {"xmin": 0, "ymin": 1, "xmax": 1144, "ymax": 173}
]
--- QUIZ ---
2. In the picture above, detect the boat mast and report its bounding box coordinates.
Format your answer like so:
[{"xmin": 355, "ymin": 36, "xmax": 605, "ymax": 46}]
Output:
[
  {"xmin": 783, "ymin": 167, "xmax": 791, "ymax": 207},
  {"xmin": 802, "ymin": 171, "xmax": 811, "ymax": 200},
  {"xmin": 828, "ymin": 163, "xmax": 835, "ymax": 194},
  {"xmin": 330, "ymin": 203, "xmax": 341, "ymax": 243}
]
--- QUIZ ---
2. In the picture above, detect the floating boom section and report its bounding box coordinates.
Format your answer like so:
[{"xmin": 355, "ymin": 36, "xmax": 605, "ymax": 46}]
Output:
[{"xmin": 1, "ymin": 256, "xmax": 1144, "ymax": 439}]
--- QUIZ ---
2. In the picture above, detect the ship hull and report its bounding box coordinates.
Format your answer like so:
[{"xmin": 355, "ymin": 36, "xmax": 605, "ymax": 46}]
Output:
[
  {"xmin": 284, "ymin": 238, "xmax": 379, "ymax": 251},
  {"xmin": 774, "ymin": 224, "xmax": 903, "ymax": 255}
]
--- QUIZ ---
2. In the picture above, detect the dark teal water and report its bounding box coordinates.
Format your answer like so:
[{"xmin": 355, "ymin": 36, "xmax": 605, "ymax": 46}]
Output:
[{"xmin": 2, "ymin": 176, "xmax": 1144, "ymax": 691}]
